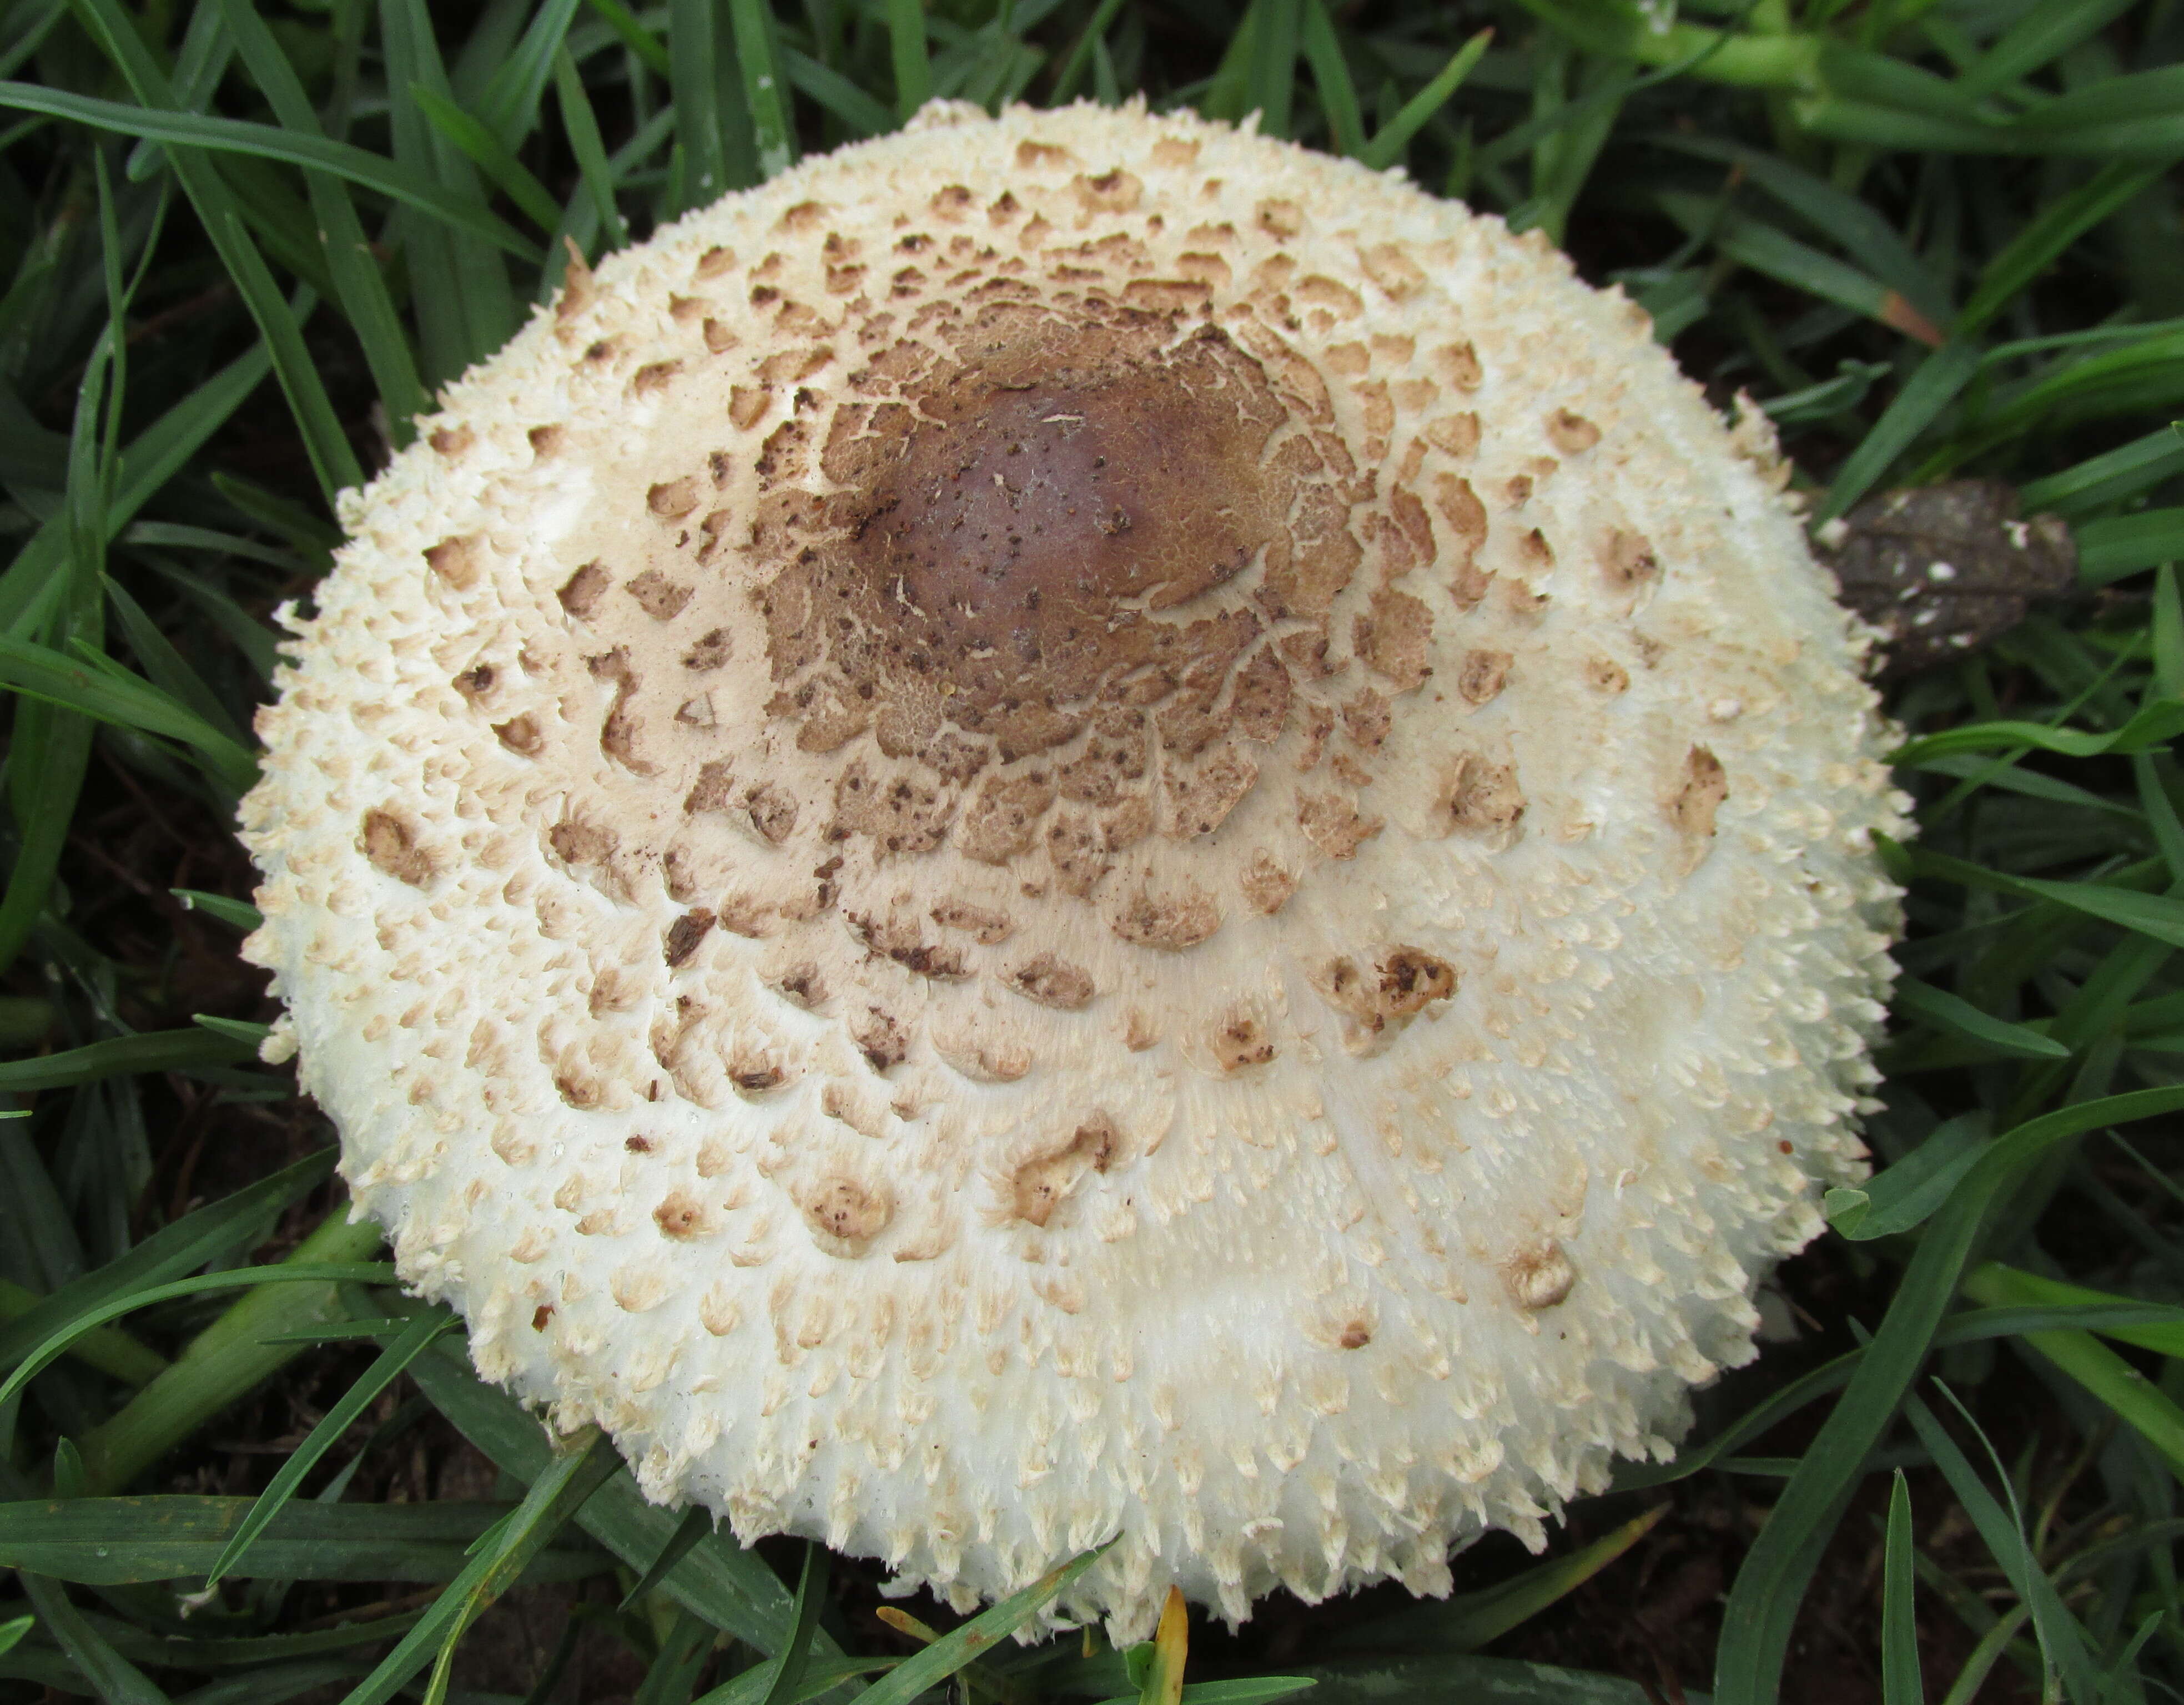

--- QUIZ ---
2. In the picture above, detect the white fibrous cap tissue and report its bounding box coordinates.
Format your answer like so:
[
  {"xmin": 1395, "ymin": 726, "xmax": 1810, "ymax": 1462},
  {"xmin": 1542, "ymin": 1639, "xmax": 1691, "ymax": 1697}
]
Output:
[{"xmin": 239, "ymin": 100, "xmax": 1908, "ymax": 1640}]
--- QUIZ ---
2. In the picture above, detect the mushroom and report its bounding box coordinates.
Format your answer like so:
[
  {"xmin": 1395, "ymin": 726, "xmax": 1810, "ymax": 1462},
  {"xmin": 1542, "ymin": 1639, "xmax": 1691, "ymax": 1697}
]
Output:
[{"xmin": 239, "ymin": 100, "xmax": 1906, "ymax": 1638}]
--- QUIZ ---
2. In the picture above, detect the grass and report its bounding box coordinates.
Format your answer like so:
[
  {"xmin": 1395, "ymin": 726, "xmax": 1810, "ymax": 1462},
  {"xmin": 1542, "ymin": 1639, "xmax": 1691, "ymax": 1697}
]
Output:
[{"xmin": 0, "ymin": 0, "xmax": 2181, "ymax": 1701}]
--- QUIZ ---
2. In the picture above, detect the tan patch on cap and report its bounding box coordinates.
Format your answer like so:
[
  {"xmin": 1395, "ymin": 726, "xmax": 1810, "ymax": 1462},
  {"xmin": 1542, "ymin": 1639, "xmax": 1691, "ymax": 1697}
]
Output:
[
  {"xmin": 361, "ymin": 810, "xmax": 434, "ymax": 886},
  {"xmin": 1504, "ymin": 1239, "xmax": 1576, "ymax": 1310},
  {"xmin": 1670, "ymin": 746, "xmax": 1728, "ymax": 839},
  {"xmin": 802, "ymin": 1177, "xmax": 893, "ymax": 1249}
]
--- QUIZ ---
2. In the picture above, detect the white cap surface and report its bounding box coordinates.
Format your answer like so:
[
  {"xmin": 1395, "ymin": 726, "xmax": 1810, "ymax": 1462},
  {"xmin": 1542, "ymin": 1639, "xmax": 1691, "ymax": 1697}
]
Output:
[{"xmin": 240, "ymin": 100, "xmax": 1906, "ymax": 1638}]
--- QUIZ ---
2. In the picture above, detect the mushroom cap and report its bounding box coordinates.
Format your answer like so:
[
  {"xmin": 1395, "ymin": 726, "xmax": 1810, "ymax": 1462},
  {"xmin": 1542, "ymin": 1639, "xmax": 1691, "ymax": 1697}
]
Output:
[{"xmin": 240, "ymin": 100, "xmax": 1905, "ymax": 1638}]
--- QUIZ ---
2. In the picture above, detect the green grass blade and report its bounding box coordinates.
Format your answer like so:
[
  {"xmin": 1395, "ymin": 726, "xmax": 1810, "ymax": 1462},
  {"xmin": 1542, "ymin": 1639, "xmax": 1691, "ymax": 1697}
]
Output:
[
  {"xmin": 0, "ymin": 0, "xmax": 67, "ymax": 80},
  {"xmin": 636, "ymin": 1607, "xmax": 718, "ymax": 1705},
  {"xmin": 384, "ymin": 0, "xmax": 524, "ymax": 376},
  {"xmin": 0, "ymin": 1279, "xmax": 167, "ymax": 1384},
  {"xmin": 1893, "ymin": 699, "xmax": 2184, "ymax": 764},
  {"xmin": 0, "ymin": 1262, "xmax": 399, "ymax": 1416},
  {"xmin": 0, "ymin": 83, "xmax": 539, "ymax": 264},
  {"xmin": 588, "ymin": 0, "xmax": 673, "ymax": 77},
  {"xmin": 382, "ymin": 0, "xmax": 476, "ymax": 387},
  {"xmin": 1201, "ymin": 6, "xmax": 1258, "ymax": 127},
  {"xmin": 1957, "ymin": 158, "xmax": 2178, "ymax": 338},
  {"xmin": 1818, "ymin": 340, "xmax": 1987, "ymax": 523},
  {"xmin": 0, "ymin": 269, "xmax": 111, "ymax": 971},
  {"xmin": 781, "ymin": 47, "xmax": 893, "ymax": 139},
  {"xmin": 0, "ymin": 1149, "xmax": 331, "ymax": 1375},
  {"xmin": 1935, "ymin": 1605, "xmax": 2032, "ymax": 1705},
  {"xmin": 0, "ymin": 631, "xmax": 259, "ymax": 789},
  {"xmin": 149, "ymin": 562, "xmax": 280, "ymax": 681},
  {"xmin": 2020, "ymin": 423, "xmax": 2184, "ymax": 518},
  {"xmin": 17, "ymin": 1572, "xmax": 169, "ymax": 1705},
  {"xmin": 619, "ymin": 1505, "xmax": 714, "ymax": 1611},
  {"xmin": 217, "ymin": 209, "xmax": 361, "ymax": 507},
  {"xmin": 1294, "ymin": 1654, "xmax": 1662, "ymax": 1705},
  {"xmin": 0, "ymin": 679, "xmax": 93, "ymax": 975},
  {"xmin": 2078, "ymin": 509, "xmax": 2184, "ymax": 588},
  {"xmin": 1970, "ymin": 866, "xmax": 2184, "ymax": 952},
  {"xmin": 1964, "ymin": 1263, "xmax": 2184, "ymax": 1359},
  {"xmin": 1124, "ymin": 1683, "xmax": 1312, "ymax": 1705},
  {"xmin": 1246, "ymin": 0, "xmax": 1300, "ymax": 139},
  {"xmin": 1903, "ymin": 1388, "xmax": 2099, "ymax": 1701},
  {"xmin": 1298, "ymin": 0, "xmax": 1365, "ymax": 158},
  {"xmin": 0, "ymin": 356, "xmax": 102, "ymax": 969},
  {"xmin": 1322, "ymin": 1504, "xmax": 1666, "ymax": 1653},
  {"xmin": 190, "ymin": 1017, "xmax": 268, "ymax": 1043},
  {"xmin": 208, "ymin": 1308, "xmax": 460, "ymax": 1586},
  {"xmin": 411, "ymin": 84, "xmax": 566, "ymax": 233},
  {"xmin": 1894, "ymin": 977, "xmax": 2070, "ymax": 1061},
  {"xmin": 1908, "ymin": 752, "xmax": 2135, "ymax": 825},
  {"xmin": 0, "ymin": 1026, "xmax": 259, "ymax": 1093},
  {"xmin": 1658, "ymin": 193, "xmax": 1942, "ymax": 343},
  {"xmin": 121, "ymin": 521, "xmax": 304, "ymax": 574},
  {"xmin": 76, "ymin": 1213, "xmax": 390, "ymax": 1494},
  {"xmin": 727, "ymin": 0, "xmax": 797, "ymax": 178},
  {"xmin": 0, "ymin": 1495, "xmax": 607, "ymax": 1584},
  {"xmin": 1954, "ymin": 0, "xmax": 2135, "ymax": 100},
  {"xmin": 1650, "ymin": 133, "xmax": 1951, "ymax": 321},
  {"xmin": 557, "ymin": 46, "xmax": 630, "ymax": 247},
  {"xmin": 64, "ymin": 2, "xmax": 366, "ymax": 508},
  {"xmin": 1960, "ymin": 1264, "xmax": 2184, "ymax": 1474},
  {"xmin": 697, "ymin": 1657, "xmax": 901, "ymax": 1705},
  {"xmin": 482, "ymin": 0, "xmax": 586, "ymax": 145},
  {"xmin": 1531, "ymin": 60, "xmax": 1634, "ymax": 246},
  {"xmin": 888, "ymin": 0, "xmax": 932, "ymax": 120},
  {"xmin": 1824, "ymin": 1116, "xmax": 1991, "ymax": 1242},
  {"xmin": 756, "ymin": 1543, "xmax": 829, "ymax": 1705},
  {"xmin": 258, "ymin": 1315, "xmax": 428, "ymax": 1344},
  {"xmin": 404, "ymin": 1346, "xmax": 807, "ymax": 1649},
  {"xmin": 344, "ymin": 1430, "xmax": 621, "ymax": 1705},
  {"xmin": 0, "ymin": 340, "xmax": 270, "ymax": 632},
  {"xmin": 672, "ymin": 0, "xmax": 732, "ymax": 204},
  {"xmin": 1361, "ymin": 30, "xmax": 1491, "ymax": 173},
  {"xmin": 212, "ymin": 0, "xmax": 426, "ymax": 432},
  {"xmin": 801, "ymin": 1542, "xmax": 1109, "ymax": 1705},
  {"xmin": 210, "ymin": 469, "xmax": 343, "ymax": 557},
  {"xmin": 1881, "ymin": 1472, "xmax": 1922, "ymax": 1705},
  {"xmin": 1050, "ymin": 0, "xmax": 1126, "ymax": 108},
  {"xmin": 104, "ymin": 577, "xmax": 246, "ymax": 741},
  {"xmin": 1713, "ymin": 1084, "xmax": 2184, "ymax": 1705},
  {"xmin": 172, "ymin": 889, "xmax": 263, "ymax": 931},
  {"xmin": 2004, "ymin": 63, "xmax": 2184, "ymax": 154}
]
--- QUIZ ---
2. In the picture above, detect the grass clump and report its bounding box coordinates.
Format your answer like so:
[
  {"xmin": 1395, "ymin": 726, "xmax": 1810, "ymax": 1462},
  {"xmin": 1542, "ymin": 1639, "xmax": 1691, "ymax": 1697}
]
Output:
[{"xmin": 3, "ymin": 1, "xmax": 2184, "ymax": 1702}]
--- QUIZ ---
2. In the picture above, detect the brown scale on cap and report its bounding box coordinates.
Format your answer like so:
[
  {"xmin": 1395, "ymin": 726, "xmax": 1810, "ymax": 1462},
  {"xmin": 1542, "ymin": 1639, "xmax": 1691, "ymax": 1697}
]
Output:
[
  {"xmin": 1312, "ymin": 946, "xmax": 1457, "ymax": 1053},
  {"xmin": 1002, "ymin": 1112, "xmax": 1120, "ymax": 1227},
  {"xmin": 361, "ymin": 809, "xmax": 435, "ymax": 887},
  {"xmin": 1503, "ymin": 1239, "xmax": 1577, "ymax": 1312},
  {"xmin": 801, "ymin": 1176, "xmax": 892, "ymax": 1248}
]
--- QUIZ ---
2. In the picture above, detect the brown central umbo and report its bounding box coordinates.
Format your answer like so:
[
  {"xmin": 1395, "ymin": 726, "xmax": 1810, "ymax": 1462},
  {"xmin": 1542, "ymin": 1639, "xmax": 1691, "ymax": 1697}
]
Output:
[
  {"xmin": 758, "ymin": 306, "xmax": 1372, "ymax": 768},
  {"xmin": 849, "ymin": 327, "xmax": 1281, "ymax": 693},
  {"xmin": 734, "ymin": 299, "xmax": 1411, "ymax": 880}
]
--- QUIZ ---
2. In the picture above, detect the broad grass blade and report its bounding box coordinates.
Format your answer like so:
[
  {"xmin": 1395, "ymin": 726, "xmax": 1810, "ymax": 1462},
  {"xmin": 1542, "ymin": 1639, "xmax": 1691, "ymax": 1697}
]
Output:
[
  {"xmin": 406, "ymin": 1346, "xmax": 807, "ymax": 1651},
  {"xmin": 1881, "ymin": 1472, "xmax": 1923, "ymax": 1705},
  {"xmin": 0, "ymin": 1149, "xmax": 332, "ymax": 1375},
  {"xmin": 207, "ymin": 1308, "xmax": 460, "ymax": 1586},
  {"xmin": 0, "ymin": 1493, "xmax": 607, "ymax": 1584}
]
